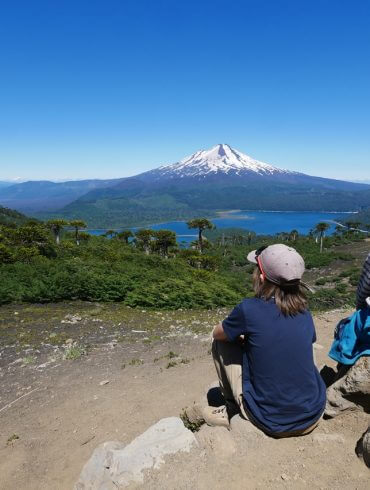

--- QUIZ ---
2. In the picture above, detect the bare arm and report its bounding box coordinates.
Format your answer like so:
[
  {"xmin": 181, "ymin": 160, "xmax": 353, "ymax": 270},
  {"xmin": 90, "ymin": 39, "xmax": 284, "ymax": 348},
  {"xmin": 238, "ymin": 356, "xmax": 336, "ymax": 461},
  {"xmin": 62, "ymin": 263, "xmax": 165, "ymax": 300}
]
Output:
[{"xmin": 212, "ymin": 322, "xmax": 228, "ymax": 341}]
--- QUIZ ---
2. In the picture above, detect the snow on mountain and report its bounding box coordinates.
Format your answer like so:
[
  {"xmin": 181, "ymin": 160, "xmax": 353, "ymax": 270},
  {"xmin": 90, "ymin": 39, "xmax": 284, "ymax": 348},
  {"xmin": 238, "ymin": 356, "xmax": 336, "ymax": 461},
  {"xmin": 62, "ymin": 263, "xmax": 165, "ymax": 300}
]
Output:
[{"xmin": 154, "ymin": 144, "xmax": 295, "ymax": 178}]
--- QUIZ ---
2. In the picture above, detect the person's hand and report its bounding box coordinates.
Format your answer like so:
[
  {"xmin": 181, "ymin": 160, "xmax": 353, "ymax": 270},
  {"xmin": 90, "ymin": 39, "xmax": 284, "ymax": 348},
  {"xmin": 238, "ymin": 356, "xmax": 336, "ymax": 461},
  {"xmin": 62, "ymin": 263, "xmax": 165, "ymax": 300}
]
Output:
[{"xmin": 236, "ymin": 335, "xmax": 245, "ymax": 346}]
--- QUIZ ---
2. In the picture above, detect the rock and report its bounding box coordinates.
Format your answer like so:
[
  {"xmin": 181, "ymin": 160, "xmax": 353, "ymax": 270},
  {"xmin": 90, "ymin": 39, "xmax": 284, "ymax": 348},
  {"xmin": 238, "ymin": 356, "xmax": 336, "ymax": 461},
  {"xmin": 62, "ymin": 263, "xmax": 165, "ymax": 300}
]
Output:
[
  {"xmin": 363, "ymin": 427, "xmax": 370, "ymax": 467},
  {"xmin": 325, "ymin": 357, "xmax": 370, "ymax": 418},
  {"xmin": 230, "ymin": 414, "xmax": 267, "ymax": 447},
  {"xmin": 61, "ymin": 314, "xmax": 82, "ymax": 324},
  {"xmin": 75, "ymin": 417, "xmax": 197, "ymax": 489},
  {"xmin": 313, "ymin": 343, "xmax": 324, "ymax": 350},
  {"xmin": 75, "ymin": 441, "xmax": 124, "ymax": 490},
  {"xmin": 357, "ymin": 426, "xmax": 370, "ymax": 468},
  {"xmin": 196, "ymin": 425, "xmax": 236, "ymax": 458},
  {"xmin": 99, "ymin": 380, "xmax": 110, "ymax": 386},
  {"xmin": 182, "ymin": 403, "xmax": 205, "ymax": 425}
]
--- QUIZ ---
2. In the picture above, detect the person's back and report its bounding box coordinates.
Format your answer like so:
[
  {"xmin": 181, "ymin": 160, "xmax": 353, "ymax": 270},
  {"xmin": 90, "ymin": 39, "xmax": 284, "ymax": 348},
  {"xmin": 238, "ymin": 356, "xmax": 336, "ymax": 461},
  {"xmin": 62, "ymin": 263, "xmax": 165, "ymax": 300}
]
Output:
[
  {"xmin": 224, "ymin": 297, "xmax": 326, "ymax": 433},
  {"xmin": 205, "ymin": 243, "xmax": 326, "ymax": 436}
]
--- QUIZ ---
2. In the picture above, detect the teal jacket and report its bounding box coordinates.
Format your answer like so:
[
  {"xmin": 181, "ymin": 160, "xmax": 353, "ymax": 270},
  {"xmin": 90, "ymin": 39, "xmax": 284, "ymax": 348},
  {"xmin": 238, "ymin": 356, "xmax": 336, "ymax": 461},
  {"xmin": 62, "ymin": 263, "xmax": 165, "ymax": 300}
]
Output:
[{"xmin": 328, "ymin": 306, "xmax": 370, "ymax": 365}]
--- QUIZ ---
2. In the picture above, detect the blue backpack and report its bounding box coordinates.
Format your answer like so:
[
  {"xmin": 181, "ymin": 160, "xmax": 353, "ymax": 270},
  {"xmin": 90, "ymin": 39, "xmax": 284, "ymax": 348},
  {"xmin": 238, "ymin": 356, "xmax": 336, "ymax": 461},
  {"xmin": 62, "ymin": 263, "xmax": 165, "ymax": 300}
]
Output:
[{"xmin": 328, "ymin": 307, "xmax": 370, "ymax": 365}]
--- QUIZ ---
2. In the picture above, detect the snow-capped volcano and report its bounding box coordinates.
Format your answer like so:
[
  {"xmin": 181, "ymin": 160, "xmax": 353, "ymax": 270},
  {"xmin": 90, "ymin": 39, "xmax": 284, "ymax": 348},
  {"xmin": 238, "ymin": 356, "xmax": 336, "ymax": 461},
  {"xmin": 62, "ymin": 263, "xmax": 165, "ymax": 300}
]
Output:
[{"xmin": 154, "ymin": 144, "xmax": 294, "ymax": 179}]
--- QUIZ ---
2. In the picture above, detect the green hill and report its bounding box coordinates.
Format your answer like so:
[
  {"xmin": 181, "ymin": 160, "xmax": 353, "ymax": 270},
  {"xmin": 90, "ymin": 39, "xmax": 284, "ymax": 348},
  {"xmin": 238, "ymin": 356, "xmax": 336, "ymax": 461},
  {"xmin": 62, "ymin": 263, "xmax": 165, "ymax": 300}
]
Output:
[
  {"xmin": 354, "ymin": 207, "xmax": 370, "ymax": 227},
  {"xmin": 0, "ymin": 205, "xmax": 30, "ymax": 226}
]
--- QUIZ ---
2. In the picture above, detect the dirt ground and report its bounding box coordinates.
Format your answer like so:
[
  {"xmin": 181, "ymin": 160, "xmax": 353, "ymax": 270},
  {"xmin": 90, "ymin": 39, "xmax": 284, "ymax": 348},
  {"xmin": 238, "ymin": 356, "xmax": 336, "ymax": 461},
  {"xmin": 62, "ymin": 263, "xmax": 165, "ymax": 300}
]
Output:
[
  {"xmin": 0, "ymin": 303, "xmax": 369, "ymax": 489},
  {"xmin": 1, "ymin": 239, "xmax": 369, "ymax": 489}
]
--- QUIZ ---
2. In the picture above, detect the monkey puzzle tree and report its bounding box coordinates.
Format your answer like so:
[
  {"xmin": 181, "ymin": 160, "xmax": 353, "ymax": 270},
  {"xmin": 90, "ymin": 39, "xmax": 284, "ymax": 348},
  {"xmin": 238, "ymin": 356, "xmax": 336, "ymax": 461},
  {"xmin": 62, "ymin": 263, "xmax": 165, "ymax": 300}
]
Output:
[
  {"xmin": 314, "ymin": 222, "xmax": 330, "ymax": 253},
  {"xmin": 153, "ymin": 230, "xmax": 177, "ymax": 258},
  {"xmin": 69, "ymin": 220, "xmax": 87, "ymax": 245},
  {"xmin": 47, "ymin": 219, "xmax": 68, "ymax": 245},
  {"xmin": 105, "ymin": 229, "xmax": 117, "ymax": 239},
  {"xmin": 186, "ymin": 218, "xmax": 214, "ymax": 253},
  {"xmin": 290, "ymin": 229, "xmax": 299, "ymax": 242},
  {"xmin": 117, "ymin": 230, "xmax": 133, "ymax": 244},
  {"xmin": 135, "ymin": 229, "xmax": 154, "ymax": 255}
]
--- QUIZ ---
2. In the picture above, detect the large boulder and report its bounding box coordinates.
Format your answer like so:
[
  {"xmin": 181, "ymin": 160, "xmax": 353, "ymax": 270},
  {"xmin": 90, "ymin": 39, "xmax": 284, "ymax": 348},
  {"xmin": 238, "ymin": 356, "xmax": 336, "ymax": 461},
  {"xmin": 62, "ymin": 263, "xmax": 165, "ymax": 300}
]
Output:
[
  {"xmin": 75, "ymin": 417, "xmax": 198, "ymax": 489},
  {"xmin": 325, "ymin": 356, "xmax": 370, "ymax": 418}
]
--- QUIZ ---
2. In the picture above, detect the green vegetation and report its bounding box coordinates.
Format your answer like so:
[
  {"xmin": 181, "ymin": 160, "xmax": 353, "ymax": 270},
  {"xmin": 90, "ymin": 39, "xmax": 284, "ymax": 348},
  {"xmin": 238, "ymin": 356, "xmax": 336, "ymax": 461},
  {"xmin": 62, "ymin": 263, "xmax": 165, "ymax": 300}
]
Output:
[
  {"xmin": 6, "ymin": 434, "xmax": 20, "ymax": 445},
  {"xmin": 64, "ymin": 344, "xmax": 87, "ymax": 360},
  {"xmin": 180, "ymin": 409, "xmax": 203, "ymax": 432},
  {"xmin": 0, "ymin": 214, "xmax": 365, "ymax": 311},
  {"xmin": 343, "ymin": 209, "xmax": 370, "ymax": 230},
  {"xmin": 0, "ymin": 205, "xmax": 30, "ymax": 226}
]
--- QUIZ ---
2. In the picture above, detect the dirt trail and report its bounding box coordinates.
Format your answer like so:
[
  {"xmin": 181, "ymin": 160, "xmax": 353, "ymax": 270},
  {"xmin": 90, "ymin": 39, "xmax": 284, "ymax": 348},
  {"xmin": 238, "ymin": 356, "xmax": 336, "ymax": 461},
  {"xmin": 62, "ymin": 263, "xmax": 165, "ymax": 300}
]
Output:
[{"xmin": 0, "ymin": 306, "xmax": 369, "ymax": 489}]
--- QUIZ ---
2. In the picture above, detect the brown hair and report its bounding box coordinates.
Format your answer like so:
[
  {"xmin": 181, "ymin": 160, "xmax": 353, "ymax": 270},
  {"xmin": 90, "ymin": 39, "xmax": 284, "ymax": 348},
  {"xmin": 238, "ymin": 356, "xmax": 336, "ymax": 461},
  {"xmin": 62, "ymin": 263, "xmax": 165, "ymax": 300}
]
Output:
[{"xmin": 252, "ymin": 267, "xmax": 307, "ymax": 316}]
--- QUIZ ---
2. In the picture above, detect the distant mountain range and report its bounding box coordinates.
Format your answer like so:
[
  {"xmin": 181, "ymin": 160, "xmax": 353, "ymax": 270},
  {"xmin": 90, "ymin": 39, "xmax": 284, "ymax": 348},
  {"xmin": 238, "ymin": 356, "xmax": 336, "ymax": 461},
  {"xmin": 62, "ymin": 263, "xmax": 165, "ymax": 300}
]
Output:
[
  {"xmin": 1, "ymin": 144, "xmax": 370, "ymax": 227},
  {"xmin": 0, "ymin": 178, "xmax": 124, "ymax": 212}
]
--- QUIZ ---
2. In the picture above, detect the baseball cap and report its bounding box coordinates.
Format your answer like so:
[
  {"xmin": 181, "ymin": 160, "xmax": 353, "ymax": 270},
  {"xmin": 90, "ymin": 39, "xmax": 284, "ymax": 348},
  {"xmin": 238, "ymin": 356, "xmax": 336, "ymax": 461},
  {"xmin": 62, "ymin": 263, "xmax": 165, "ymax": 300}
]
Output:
[{"xmin": 247, "ymin": 244, "xmax": 305, "ymax": 287}]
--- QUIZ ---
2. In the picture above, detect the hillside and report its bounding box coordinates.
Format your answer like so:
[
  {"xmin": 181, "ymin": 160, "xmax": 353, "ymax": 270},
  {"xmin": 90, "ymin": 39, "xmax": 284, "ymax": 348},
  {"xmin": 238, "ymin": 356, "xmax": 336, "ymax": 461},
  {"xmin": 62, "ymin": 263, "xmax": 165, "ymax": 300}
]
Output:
[
  {"xmin": 0, "ymin": 205, "xmax": 30, "ymax": 226},
  {"xmin": 353, "ymin": 207, "xmax": 370, "ymax": 227},
  {"xmin": 0, "ymin": 178, "xmax": 123, "ymax": 213},
  {"xmin": 46, "ymin": 144, "xmax": 370, "ymax": 227}
]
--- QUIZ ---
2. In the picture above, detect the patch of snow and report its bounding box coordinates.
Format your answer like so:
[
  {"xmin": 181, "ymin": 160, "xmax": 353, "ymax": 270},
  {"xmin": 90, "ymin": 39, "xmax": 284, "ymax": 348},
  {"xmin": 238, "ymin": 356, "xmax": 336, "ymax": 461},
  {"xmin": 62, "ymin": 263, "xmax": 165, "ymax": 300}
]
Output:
[{"xmin": 155, "ymin": 144, "xmax": 296, "ymax": 178}]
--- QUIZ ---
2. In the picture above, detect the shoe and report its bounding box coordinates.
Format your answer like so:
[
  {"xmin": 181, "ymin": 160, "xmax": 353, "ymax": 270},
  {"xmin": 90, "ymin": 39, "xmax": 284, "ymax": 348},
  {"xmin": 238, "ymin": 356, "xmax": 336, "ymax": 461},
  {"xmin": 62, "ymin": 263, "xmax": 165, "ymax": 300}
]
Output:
[{"xmin": 201, "ymin": 405, "xmax": 230, "ymax": 428}]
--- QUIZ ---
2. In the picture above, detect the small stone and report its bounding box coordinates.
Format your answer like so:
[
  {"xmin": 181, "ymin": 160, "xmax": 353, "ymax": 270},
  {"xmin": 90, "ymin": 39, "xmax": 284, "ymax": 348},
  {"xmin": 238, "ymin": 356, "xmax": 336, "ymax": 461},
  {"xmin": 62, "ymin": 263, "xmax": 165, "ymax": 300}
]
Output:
[
  {"xmin": 281, "ymin": 473, "xmax": 290, "ymax": 481},
  {"xmin": 313, "ymin": 343, "xmax": 324, "ymax": 350},
  {"xmin": 99, "ymin": 380, "xmax": 110, "ymax": 386}
]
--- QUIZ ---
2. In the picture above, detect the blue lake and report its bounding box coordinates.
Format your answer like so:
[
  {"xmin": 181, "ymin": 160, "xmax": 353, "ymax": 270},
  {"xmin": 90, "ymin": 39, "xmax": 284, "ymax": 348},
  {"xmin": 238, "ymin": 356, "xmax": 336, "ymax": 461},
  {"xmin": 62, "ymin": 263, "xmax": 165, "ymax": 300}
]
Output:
[{"xmin": 89, "ymin": 210, "xmax": 354, "ymax": 244}]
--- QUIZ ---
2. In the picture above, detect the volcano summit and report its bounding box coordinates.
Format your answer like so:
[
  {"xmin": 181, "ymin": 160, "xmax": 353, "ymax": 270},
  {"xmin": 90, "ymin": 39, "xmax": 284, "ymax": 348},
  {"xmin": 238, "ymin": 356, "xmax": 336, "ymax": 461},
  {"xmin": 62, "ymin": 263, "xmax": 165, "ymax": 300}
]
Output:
[{"xmin": 1, "ymin": 144, "xmax": 370, "ymax": 227}]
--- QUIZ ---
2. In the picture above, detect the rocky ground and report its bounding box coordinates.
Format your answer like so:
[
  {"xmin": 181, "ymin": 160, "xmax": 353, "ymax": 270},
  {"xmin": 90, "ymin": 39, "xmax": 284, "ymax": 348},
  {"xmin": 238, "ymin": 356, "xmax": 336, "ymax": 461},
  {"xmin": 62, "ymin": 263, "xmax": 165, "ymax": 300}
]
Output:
[{"xmin": 0, "ymin": 302, "xmax": 369, "ymax": 489}]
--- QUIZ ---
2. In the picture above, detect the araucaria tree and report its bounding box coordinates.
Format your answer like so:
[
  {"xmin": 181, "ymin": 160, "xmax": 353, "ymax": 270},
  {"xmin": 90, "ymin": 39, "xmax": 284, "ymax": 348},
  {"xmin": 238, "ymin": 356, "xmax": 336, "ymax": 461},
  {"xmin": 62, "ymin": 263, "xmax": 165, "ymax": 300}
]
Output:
[
  {"xmin": 153, "ymin": 230, "xmax": 176, "ymax": 258},
  {"xmin": 47, "ymin": 219, "xmax": 68, "ymax": 244},
  {"xmin": 117, "ymin": 230, "xmax": 133, "ymax": 244},
  {"xmin": 135, "ymin": 229, "xmax": 154, "ymax": 255},
  {"xmin": 315, "ymin": 222, "xmax": 330, "ymax": 253},
  {"xmin": 69, "ymin": 220, "xmax": 87, "ymax": 245},
  {"xmin": 186, "ymin": 218, "xmax": 214, "ymax": 253}
]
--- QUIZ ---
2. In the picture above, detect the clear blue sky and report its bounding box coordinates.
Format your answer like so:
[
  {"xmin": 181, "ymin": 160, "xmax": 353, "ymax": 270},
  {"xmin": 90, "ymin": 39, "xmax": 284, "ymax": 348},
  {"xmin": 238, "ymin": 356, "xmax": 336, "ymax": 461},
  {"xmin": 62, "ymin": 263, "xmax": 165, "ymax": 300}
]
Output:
[{"xmin": 1, "ymin": 0, "xmax": 369, "ymax": 181}]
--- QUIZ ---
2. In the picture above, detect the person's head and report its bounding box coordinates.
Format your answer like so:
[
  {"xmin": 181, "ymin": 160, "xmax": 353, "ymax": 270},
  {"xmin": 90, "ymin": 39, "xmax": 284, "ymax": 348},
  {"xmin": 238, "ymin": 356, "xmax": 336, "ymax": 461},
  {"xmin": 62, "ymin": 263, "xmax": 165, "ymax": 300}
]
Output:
[{"xmin": 247, "ymin": 244, "xmax": 307, "ymax": 316}]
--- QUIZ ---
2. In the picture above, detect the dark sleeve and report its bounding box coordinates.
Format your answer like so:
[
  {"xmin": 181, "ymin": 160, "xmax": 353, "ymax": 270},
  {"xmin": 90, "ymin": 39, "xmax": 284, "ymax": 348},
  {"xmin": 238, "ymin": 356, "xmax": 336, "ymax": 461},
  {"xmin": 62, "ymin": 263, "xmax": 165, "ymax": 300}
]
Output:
[
  {"xmin": 222, "ymin": 303, "xmax": 247, "ymax": 342},
  {"xmin": 357, "ymin": 253, "xmax": 370, "ymax": 310}
]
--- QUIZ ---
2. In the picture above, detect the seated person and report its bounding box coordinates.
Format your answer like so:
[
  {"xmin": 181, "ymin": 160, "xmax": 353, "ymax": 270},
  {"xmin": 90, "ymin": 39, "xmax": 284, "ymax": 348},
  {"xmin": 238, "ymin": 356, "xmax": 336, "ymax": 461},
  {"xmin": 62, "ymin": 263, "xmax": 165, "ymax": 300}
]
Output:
[
  {"xmin": 325, "ymin": 252, "xmax": 370, "ymax": 417},
  {"xmin": 203, "ymin": 244, "xmax": 326, "ymax": 437},
  {"xmin": 356, "ymin": 252, "xmax": 370, "ymax": 311}
]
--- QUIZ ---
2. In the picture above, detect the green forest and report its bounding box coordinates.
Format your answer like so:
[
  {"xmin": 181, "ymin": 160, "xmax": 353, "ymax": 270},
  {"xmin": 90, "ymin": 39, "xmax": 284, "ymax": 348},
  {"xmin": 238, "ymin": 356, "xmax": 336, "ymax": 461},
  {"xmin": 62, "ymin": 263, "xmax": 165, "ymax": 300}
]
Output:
[{"xmin": 0, "ymin": 208, "xmax": 365, "ymax": 310}]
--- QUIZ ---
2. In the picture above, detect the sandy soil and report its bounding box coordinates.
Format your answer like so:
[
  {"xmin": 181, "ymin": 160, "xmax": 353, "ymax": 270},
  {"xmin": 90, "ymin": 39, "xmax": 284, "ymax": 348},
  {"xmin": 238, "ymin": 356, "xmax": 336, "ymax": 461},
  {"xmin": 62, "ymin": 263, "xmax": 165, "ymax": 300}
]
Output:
[{"xmin": 0, "ymin": 304, "xmax": 369, "ymax": 489}]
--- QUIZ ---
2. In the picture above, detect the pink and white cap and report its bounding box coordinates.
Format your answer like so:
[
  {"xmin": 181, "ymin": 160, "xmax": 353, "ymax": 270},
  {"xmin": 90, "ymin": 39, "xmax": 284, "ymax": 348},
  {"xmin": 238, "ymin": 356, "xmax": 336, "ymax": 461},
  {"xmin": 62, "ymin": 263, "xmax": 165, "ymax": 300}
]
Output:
[{"xmin": 247, "ymin": 244, "xmax": 305, "ymax": 287}]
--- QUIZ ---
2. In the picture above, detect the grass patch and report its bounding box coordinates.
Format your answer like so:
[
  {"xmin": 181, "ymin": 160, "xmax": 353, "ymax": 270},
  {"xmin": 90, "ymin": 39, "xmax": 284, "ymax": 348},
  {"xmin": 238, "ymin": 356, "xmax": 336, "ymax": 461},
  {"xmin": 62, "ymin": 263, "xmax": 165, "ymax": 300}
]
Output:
[
  {"xmin": 128, "ymin": 358, "xmax": 144, "ymax": 366},
  {"xmin": 22, "ymin": 355, "xmax": 36, "ymax": 365},
  {"xmin": 7, "ymin": 434, "xmax": 20, "ymax": 445},
  {"xmin": 180, "ymin": 410, "xmax": 203, "ymax": 432},
  {"xmin": 166, "ymin": 361, "xmax": 178, "ymax": 369},
  {"xmin": 64, "ymin": 344, "xmax": 87, "ymax": 360}
]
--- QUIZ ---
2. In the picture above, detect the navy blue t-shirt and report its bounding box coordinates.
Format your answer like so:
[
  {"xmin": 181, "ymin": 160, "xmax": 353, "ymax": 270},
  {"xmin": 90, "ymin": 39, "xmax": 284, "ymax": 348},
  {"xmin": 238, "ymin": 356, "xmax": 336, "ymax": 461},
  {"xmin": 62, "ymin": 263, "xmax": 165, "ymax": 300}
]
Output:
[{"xmin": 222, "ymin": 298, "xmax": 326, "ymax": 434}]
